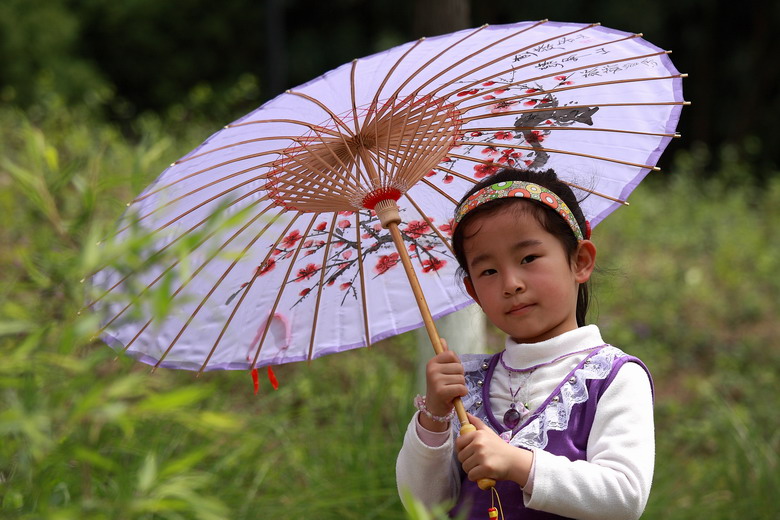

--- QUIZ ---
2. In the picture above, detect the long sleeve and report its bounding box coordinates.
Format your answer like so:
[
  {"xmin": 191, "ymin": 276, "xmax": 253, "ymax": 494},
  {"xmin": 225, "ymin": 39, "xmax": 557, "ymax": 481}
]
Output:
[
  {"xmin": 395, "ymin": 412, "xmax": 460, "ymax": 510},
  {"xmin": 524, "ymin": 362, "xmax": 655, "ymax": 520}
]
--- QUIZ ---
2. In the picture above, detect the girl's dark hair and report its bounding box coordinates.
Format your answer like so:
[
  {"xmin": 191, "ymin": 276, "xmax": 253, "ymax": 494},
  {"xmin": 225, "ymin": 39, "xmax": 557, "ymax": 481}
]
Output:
[{"xmin": 452, "ymin": 168, "xmax": 592, "ymax": 326}]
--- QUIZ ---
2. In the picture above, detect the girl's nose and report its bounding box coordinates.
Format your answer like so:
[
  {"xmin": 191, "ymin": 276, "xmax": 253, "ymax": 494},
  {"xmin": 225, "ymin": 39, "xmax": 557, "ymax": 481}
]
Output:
[{"xmin": 502, "ymin": 273, "xmax": 525, "ymax": 296}]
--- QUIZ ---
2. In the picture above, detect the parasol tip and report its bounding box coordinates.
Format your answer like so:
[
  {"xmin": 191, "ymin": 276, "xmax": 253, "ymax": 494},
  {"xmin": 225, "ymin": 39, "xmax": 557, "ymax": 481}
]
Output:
[{"xmin": 680, "ymin": 73, "xmax": 689, "ymax": 78}]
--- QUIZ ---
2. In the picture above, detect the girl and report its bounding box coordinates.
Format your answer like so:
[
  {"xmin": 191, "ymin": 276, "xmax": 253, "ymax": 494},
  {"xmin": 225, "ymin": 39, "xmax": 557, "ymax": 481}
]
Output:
[{"xmin": 396, "ymin": 168, "xmax": 654, "ymax": 520}]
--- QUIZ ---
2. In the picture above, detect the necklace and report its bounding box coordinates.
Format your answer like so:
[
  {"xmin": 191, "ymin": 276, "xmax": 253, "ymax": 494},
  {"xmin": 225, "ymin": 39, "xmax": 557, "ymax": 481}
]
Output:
[
  {"xmin": 503, "ymin": 371, "xmax": 531, "ymax": 429},
  {"xmin": 499, "ymin": 346, "xmax": 597, "ymax": 373},
  {"xmin": 499, "ymin": 345, "xmax": 600, "ymax": 430}
]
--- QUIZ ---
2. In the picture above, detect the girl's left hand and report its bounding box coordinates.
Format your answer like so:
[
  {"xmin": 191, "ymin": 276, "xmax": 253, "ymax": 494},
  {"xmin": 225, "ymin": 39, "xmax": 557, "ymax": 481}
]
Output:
[{"xmin": 456, "ymin": 414, "xmax": 533, "ymax": 487}]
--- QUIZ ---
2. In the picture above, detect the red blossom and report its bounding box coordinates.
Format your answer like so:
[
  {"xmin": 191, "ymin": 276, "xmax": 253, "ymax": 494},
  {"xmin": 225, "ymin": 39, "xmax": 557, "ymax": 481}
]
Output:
[
  {"xmin": 271, "ymin": 248, "xmax": 283, "ymax": 257},
  {"xmin": 483, "ymin": 95, "xmax": 496, "ymax": 100},
  {"xmin": 422, "ymin": 257, "xmax": 446, "ymax": 273},
  {"xmin": 361, "ymin": 232, "xmax": 372, "ymax": 239},
  {"xmin": 282, "ymin": 230, "xmax": 302, "ymax": 248},
  {"xmin": 470, "ymin": 131, "xmax": 483, "ymax": 137},
  {"xmin": 523, "ymin": 99, "xmax": 538, "ymax": 106},
  {"xmin": 481, "ymin": 146, "xmax": 499, "ymax": 157},
  {"xmin": 443, "ymin": 174, "xmax": 454, "ymax": 184},
  {"xmin": 425, "ymin": 170, "xmax": 437, "ymax": 177},
  {"xmin": 342, "ymin": 250, "xmax": 353, "ymax": 259},
  {"xmin": 304, "ymin": 249, "xmax": 316, "ymax": 256},
  {"xmin": 474, "ymin": 163, "xmax": 499, "ymax": 179},
  {"xmin": 296, "ymin": 263, "xmax": 320, "ymax": 281},
  {"xmin": 494, "ymin": 131, "xmax": 514, "ymax": 140},
  {"xmin": 258, "ymin": 258, "xmax": 276, "ymax": 276},
  {"xmin": 490, "ymin": 100, "xmax": 517, "ymax": 113},
  {"xmin": 494, "ymin": 88, "xmax": 507, "ymax": 94},
  {"xmin": 338, "ymin": 219, "xmax": 351, "ymax": 228},
  {"xmin": 374, "ymin": 253, "xmax": 400, "ymax": 275},
  {"xmin": 404, "ymin": 220, "xmax": 431, "ymax": 239},
  {"xmin": 315, "ymin": 222, "xmax": 327, "ymax": 231},
  {"xmin": 439, "ymin": 219, "xmax": 455, "ymax": 237},
  {"xmin": 409, "ymin": 244, "xmax": 417, "ymax": 252},
  {"xmin": 303, "ymin": 240, "xmax": 314, "ymax": 248},
  {"xmin": 554, "ymin": 75, "xmax": 568, "ymax": 81},
  {"xmin": 339, "ymin": 282, "xmax": 352, "ymax": 291},
  {"xmin": 526, "ymin": 88, "xmax": 539, "ymax": 94},
  {"xmin": 299, "ymin": 288, "xmax": 311, "ymax": 297},
  {"xmin": 339, "ymin": 211, "xmax": 354, "ymax": 216},
  {"xmin": 456, "ymin": 88, "xmax": 479, "ymax": 97},
  {"xmin": 482, "ymin": 81, "xmax": 496, "ymax": 86}
]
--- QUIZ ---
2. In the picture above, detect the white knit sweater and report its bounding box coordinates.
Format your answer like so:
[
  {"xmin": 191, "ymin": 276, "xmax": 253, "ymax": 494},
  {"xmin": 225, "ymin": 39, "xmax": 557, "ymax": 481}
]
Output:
[{"xmin": 396, "ymin": 325, "xmax": 655, "ymax": 520}]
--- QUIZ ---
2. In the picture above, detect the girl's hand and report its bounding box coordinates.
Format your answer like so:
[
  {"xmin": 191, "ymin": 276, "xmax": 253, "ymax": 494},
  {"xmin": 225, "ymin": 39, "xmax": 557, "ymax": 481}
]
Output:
[
  {"xmin": 456, "ymin": 414, "xmax": 533, "ymax": 487},
  {"xmin": 420, "ymin": 338, "xmax": 467, "ymax": 432}
]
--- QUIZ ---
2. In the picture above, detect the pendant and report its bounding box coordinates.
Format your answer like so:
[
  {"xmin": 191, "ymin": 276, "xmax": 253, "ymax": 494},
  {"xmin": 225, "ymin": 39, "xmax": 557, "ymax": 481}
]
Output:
[{"xmin": 503, "ymin": 404, "xmax": 523, "ymax": 429}]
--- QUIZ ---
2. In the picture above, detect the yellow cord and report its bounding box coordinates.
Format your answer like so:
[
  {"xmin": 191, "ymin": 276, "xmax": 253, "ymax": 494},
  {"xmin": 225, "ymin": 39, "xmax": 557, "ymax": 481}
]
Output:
[{"xmin": 489, "ymin": 486, "xmax": 505, "ymax": 520}]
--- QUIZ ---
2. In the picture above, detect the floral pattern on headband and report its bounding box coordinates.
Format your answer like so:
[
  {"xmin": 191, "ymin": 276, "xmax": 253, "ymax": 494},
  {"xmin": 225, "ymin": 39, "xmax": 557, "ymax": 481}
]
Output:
[{"xmin": 454, "ymin": 180, "xmax": 585, "ymax": 241}]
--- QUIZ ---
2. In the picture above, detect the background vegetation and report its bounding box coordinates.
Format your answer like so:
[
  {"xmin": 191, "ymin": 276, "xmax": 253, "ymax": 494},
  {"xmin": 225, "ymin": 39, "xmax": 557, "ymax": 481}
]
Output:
[{"xmin": 1, "ymin": 1, "xmax": 778, "ymax": 518}]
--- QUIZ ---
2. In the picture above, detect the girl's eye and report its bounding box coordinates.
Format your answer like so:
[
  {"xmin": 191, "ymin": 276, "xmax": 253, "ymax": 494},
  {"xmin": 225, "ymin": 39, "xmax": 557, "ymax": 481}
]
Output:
[
  {"xmin": 520, "ymin": 255, "xmax": 538, "ymax": 264},
  {"xmin": 481, "ymin": 268, "xmax": 497, "ymax": 276}
]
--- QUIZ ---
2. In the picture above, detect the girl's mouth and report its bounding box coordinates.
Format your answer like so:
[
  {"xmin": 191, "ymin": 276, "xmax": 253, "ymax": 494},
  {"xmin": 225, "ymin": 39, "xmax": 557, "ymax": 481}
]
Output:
[{"xmin": 507, "ymin": 303, "xmax": 534, "ymax": 315}]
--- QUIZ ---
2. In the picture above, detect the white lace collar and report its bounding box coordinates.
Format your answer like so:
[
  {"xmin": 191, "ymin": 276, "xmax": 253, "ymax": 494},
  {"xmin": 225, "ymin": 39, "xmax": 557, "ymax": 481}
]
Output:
[{"xmin": 502, "ymin": 324, "xmax": 605, "ymax": 370}]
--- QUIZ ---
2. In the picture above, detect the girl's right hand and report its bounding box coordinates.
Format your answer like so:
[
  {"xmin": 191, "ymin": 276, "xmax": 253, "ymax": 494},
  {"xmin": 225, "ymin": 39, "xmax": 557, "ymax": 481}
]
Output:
[{"xmin": 420, "ymin": 338, "xmax": 467, "ymax": 432}]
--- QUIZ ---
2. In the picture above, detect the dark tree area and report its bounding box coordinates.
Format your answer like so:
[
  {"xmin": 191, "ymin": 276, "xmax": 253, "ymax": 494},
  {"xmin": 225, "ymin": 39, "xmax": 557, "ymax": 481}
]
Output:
[{"xmin": 1, "ymin": 0, "xmax": 777, "ymax": 178}]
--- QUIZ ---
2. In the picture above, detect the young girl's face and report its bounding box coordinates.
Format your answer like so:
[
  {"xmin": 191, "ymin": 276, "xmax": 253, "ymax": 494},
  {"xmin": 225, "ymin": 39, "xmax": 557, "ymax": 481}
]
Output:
[{"xmin": 461, "ymin": 205, "xmax": 593, "ymax": 344}]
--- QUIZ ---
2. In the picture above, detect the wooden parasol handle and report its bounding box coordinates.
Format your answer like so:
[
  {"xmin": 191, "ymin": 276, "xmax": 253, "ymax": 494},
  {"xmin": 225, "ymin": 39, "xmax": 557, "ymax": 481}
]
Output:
[{"xmin": 377, "ymin": 201, "xmax": 495, "ymax": 491}]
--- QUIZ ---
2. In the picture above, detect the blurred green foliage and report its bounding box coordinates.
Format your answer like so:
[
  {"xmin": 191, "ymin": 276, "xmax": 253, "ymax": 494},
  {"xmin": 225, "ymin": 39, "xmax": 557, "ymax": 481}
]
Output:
[{"xmin": 1, "ymin": 97, "xmax": 778, "ymax": 518}]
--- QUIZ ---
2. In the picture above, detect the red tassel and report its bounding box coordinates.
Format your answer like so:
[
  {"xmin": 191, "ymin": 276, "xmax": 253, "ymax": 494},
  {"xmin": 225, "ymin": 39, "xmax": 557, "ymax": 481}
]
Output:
[
  {"xmin": 487, "ymin": 507, "xmax": 498, "ymax": 519},
  {"xmin": 267, "ymin": 366, "xmax": 279, "ymax": 390},
  {"xmin": 251, "ymin": 368, "xmax": 259, "ymax": 395}
]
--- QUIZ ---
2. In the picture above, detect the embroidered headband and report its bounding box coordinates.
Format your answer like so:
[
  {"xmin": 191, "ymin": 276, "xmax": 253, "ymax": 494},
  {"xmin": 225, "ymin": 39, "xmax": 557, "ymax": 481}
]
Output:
[{"xmin": 454, "ymin": 180, "xmax": 588, "ymax": 241}]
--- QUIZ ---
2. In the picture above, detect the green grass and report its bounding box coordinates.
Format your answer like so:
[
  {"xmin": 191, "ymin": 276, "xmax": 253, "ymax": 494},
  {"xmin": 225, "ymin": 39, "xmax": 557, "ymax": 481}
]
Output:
[{"xmin": 1, "ymin": 103, "xmax": 778, "ymax": 519}]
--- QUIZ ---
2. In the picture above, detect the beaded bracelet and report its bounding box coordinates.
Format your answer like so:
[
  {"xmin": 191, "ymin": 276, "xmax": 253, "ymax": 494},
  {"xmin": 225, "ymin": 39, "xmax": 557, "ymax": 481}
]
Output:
[{"xmin": 414, "ymin": 394, "xmax": 455, "ymax": 423}]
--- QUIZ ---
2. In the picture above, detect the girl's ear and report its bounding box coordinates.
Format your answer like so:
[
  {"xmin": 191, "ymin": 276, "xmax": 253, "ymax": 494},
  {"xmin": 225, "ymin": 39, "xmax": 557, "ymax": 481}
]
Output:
[
  {"xmin": 463, "ymin": 276, "xmax": 481, "ymax": 306},
  {"xmin": 573, "ymin": 240, "xmax": 597, "ymax": 284}
]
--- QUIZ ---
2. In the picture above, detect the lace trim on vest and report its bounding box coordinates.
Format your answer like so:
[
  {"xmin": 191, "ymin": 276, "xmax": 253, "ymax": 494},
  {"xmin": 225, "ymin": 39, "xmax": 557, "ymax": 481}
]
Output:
[{"xmin": 457, "ymin": 346, "xmax": 629, "ymax": 450}]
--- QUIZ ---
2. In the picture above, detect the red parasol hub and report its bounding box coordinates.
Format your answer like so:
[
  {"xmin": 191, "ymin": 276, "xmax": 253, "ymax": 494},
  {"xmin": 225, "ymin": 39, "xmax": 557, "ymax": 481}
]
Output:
[{"xmin": 360, "ymin": 186, "xmax": 403, "ymax": 210}]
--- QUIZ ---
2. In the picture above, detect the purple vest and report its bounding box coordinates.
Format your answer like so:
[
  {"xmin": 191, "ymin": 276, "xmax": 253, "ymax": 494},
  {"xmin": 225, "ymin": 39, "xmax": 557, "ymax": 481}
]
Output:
[{"xmin": 449, "ymin": 346, "xmax": 653, "ymax": 520}]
